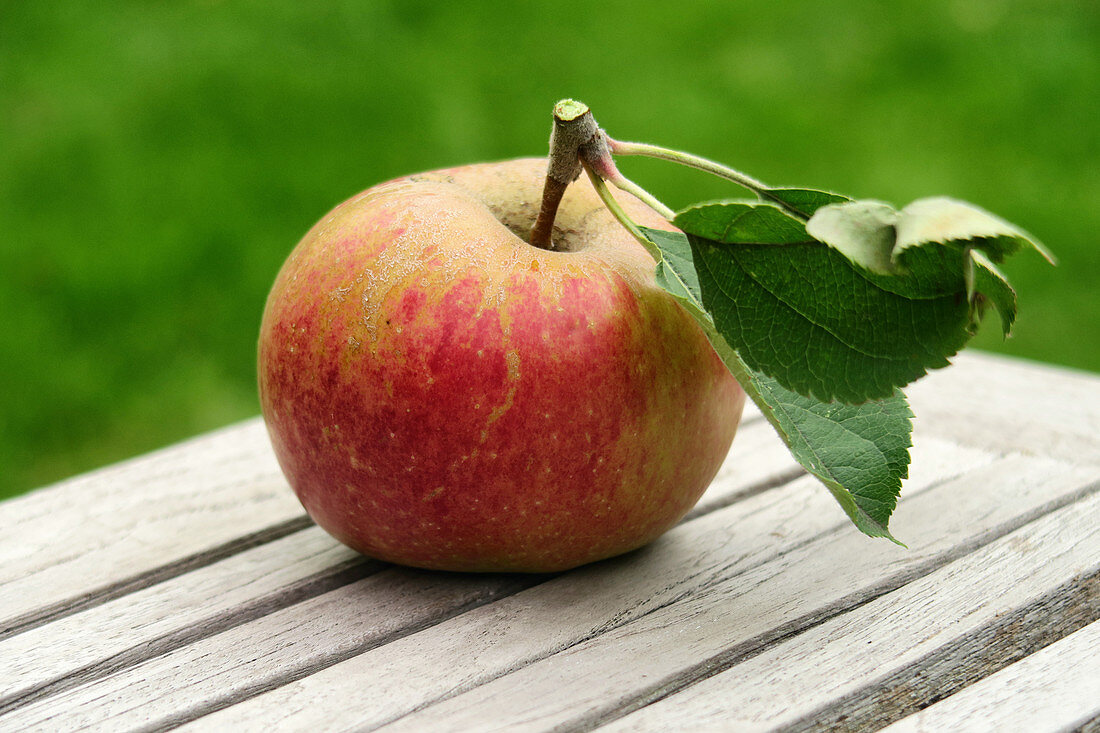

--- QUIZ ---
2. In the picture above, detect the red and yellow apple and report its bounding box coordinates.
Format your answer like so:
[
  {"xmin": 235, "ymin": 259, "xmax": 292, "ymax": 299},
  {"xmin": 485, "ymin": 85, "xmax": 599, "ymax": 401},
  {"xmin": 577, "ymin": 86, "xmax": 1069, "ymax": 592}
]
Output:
[{"xmin": 258, "ymin": 158, "xmax": 745, "ymax": 572}]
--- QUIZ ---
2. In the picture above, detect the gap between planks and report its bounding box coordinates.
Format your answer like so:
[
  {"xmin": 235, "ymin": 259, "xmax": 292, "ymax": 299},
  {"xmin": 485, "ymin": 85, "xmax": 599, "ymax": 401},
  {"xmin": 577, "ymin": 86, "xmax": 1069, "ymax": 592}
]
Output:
[
  {"xmin": 0, "ymin": 515, "xmax": 311, "ymax": 643},
  {"xmin": 594, "ymin": 503, "xmax": 1100, "ymax": 732},
  {"xmin": 356, "ymin": 458, "xmax": 1099, "ymax": 733},
  {"xmin": 0, "ymin": 408, "xmax": 762, "ymax": 644},
  {"xmin": 877, "ymin": 619, "xmax": 1100, "ymax": 733},
  {"xmin": 0, "ymin": 438, "xmax": 991, "ymax": 731},
  {"xmin": 788, "ymin": 572, "xmax": 1100, "ymax": 733},
  {"xmin": 0, "ymin": 410, "xmax": 785, "ymax": 721}
]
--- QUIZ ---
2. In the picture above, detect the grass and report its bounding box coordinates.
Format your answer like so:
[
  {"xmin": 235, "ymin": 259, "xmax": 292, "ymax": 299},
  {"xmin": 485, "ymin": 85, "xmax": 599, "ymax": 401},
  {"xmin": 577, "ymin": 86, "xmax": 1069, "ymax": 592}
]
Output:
[{"xmin": 2, "ymin": 0, "xmax": 1098, "ymax": 499}]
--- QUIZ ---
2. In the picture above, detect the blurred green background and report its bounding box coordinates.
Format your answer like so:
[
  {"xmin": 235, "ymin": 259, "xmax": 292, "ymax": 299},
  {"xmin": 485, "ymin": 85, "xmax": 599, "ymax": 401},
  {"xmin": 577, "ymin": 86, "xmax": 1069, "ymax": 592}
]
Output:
[{"xmin": 2, "ymin": 1, "xmax": 1097, "ymax": 500}]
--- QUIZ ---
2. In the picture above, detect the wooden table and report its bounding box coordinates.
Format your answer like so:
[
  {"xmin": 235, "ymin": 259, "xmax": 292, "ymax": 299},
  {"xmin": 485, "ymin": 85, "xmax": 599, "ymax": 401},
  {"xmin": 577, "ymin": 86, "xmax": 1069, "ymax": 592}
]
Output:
[{"xmin": 2, "ymin": 351, "xmax": 1099, "ymax": 732}]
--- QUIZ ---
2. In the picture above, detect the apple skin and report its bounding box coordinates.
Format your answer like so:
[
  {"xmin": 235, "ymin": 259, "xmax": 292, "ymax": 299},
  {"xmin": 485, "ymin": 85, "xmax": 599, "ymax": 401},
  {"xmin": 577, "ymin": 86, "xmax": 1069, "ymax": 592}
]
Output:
[{"xmin": 258, "ymin": 157, "xmax": 746, "ymax": 573}]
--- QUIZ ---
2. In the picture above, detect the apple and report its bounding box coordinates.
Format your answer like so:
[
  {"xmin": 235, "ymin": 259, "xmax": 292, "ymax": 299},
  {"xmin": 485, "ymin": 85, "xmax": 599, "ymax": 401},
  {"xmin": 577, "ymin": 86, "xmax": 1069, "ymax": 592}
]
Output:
[{"xmin": 258, "ymin": 157, "xmax": 746, "ymax": 572}]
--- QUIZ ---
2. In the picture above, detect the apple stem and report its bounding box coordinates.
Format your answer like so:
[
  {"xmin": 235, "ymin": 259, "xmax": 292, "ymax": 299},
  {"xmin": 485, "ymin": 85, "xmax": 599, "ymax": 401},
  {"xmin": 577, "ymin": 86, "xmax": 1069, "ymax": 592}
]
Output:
[
  {"xmin": 529, "ymin": 178, "xmax": 568, "ymax": 251},
  {"xmin": 534, "ymin": 99, "xmax": 686, "ymax": 250},
  {"xmin": 606, "ymin": 137, "xmax": 808, "ymax": 221},
  {"xmin": 538, "ymin": 100, "xmax": 811, "ymax": 233},
  {"xmin": 530, "ymin": 100, "xmax": 612, "ymax": 250}
]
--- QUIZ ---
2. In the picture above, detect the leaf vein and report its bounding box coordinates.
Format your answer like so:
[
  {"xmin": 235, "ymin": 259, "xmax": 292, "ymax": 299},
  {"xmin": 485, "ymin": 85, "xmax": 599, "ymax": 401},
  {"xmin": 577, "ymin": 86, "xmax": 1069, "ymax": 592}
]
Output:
[{"xmin": 706, "ymin": 243, "xmax": 914, "ymax": 364}]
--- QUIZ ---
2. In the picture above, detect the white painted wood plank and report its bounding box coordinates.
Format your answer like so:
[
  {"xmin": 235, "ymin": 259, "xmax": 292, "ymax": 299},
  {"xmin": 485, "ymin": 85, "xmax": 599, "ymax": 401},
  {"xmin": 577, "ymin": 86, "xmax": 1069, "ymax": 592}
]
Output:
[
  {"xmin": 879, "ymin": 620, "xmax": 1100, "ymax": 733},
  {"xmin": 367, "ymin": 456, "xmax": 1098, "ymax": 733},
  {"xmin": 0, "ymin": 569, "xmax": 535, "ymax": 733},
  {"xmin": 0, "ymin": 399, "xmax": 770, "ymax": 639},
  {"xmin": 0, "ymin": 419, "xmax": 303, "ymax": 630},
  {"xmin": 2, "ymin": 351, "xmax": 1093, "ymax": 731},
  {"xmin": 4, "ymin": 349, "xmax": 1086, "ymax": 639},
  {"xmin": 135, "ymin": 439, "xmax": 1002, "ymax": 733},
  {"xmin": 600, "ymin": 492, "xmax": 1100, "ymax": 732},
  {"xmin": 0, "ymin": 411, "xmax": 790, "ymax": 715},
  {"xmin": 1, "ymin": 439, "xmax": 995, "ymax": 732},
  {"xmin": 908, "ymin": 352, "xmax": 1100, "ymax": 465},
  {"xmin": 0, "ymin": 525, "xmax": 362, "ymax": 711}
]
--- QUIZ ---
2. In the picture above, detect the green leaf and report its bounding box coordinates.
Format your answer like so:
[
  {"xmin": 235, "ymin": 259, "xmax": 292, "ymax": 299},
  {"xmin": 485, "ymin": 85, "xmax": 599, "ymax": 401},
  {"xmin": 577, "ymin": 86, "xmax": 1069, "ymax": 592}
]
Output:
[
  {"xmin": 669, "ymin": 195, "xmax": 1050, "ymax": 404},
  {"xmin": 736, "ymin": 367, "xmax": 912, "ymax": 543},
  {"xmin": 805, "ymin": 200, "xmax": 900, "ymax": 274},
  {"xmin": 646, "ymin": 227, "xmax": 704, "ymax": 306},
  {"xmin": 969, "ymin": 250, "xmax": 1016, "ymax": 337},
  {"xmin": 641, "ymin": 225, "xmax": 912, "ymax": 542},
  {"xmin": 674, "ymin": 211, "xmax": 966, "ymax": 403},
  {"xmin": 761, "ymin": 187, "xmax": 852, "ymax": 218},
  {"xmin": 676, "ymin": 201, "xmax": 812, "ymax": 244},
  {"xmin": 635, "ymin": 185, "xmax": 1046, "ymax": 542}
]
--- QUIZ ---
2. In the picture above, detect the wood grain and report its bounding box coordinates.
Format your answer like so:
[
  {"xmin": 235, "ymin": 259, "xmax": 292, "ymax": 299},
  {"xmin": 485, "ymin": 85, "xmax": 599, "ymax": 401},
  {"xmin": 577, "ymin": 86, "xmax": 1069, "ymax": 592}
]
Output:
[
  {"xmin": 907, "ymin": 352, "xmax": 1100, "ymax": 466},
  {"xmin": 4, "ymin": 569, "xmax": 538, "ymax": 732},
  {"xmin": 2, "ymin": 352, "xmax": 1099, "ymax": 733},
  {"xmin": 370, "ymin": 456, "xmax": 1098, "ymax": 733},
  {"xmin": 0, "ymin": 403, "xmax": 786, "ymax": 717},
  {"xmin": 0, "ymin": 420, "xmax": 302, "ymax": 635},
  {"xmin": 879, "ymin": 619, "xmax": 1100, "ymax": 733},
  {"xmin": 3, "ymin": 439, "xmax": 992, "ymax": 732},
  {"xmin": 0, "ymin": 526, "xmax": 367, "ymax": 714},
  {"xmin": 168, "ymin": 440, "xmax": 1006, "ymax": 733},
  {"xmin": 600, "ymin": 492, "xmax": 1100, "ymax": 731}
]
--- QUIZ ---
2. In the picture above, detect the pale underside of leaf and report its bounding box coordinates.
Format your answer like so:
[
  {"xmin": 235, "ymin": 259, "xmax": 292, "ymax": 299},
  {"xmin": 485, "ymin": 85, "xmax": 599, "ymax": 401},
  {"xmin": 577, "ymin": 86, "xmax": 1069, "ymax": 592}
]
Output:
[
  {"xmin": 969, "ymin": 249, "xmax": 1017, "ymax": 336},
  {"xmin": 895, "ymin": 197, "xmax": 1055, "ymax": 265},
  {"xmin": 803, "ymin": 195, "xmax": 1049, "ymax": 342},
  {"xmin": 804, "ymin": 199, "xmax": 899, "ymax": 275}
]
